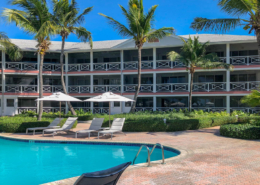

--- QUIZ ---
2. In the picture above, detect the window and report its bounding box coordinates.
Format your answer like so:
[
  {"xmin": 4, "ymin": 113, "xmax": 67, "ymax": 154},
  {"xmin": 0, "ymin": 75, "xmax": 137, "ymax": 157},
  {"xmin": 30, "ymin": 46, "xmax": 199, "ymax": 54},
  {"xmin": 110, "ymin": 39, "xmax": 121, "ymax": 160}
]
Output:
[
  {"xmin": 133, "ymin": 77, "xmax": 153, "ymax": 84},
  {"xmin": 198, "ymin": 75, "xmax": 224, "ymax": 83},
  {"xmin": 114, "ymin": 102, "xmax": 120, "ymax": 107},
  {"xmin": 18, "ymin": 99, "xmax": 36, "ymax": 107},
  {"xmin": 136, "ymin": 98, "xmax": 153, "ymax": 107},
  {"xmin": 230, "ymin": 96, "xmax": 248, "ymax": 107},
  {"xmin": 125, "ymin": 101, "xmax": 132, "ymax": 107},
  {"xmin": 162, "ymin": 76, "xmax": 187, "ymax": 83},
  {"xmin": 192, "ymin": 97, "xmax": 225, "ymax": 107},
  {"xmin": 7, "ymin": 99, "xmax": 14, "ymax": 107},
  {"xmin": 161, "ymin": 97, "xmax": 187, "ymax": 107},
  {"xmin": 231, "ymin": 50, "xmax": 257, "ymax": 57},
  {"xmin": 230, "ymin": 74, "xmax": 256, "ymax": 82}
]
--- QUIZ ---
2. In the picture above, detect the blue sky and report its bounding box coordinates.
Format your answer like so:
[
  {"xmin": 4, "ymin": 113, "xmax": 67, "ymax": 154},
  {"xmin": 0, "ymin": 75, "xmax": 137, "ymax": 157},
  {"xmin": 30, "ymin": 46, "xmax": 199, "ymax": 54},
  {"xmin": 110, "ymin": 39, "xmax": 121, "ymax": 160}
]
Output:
[{"xmin": 0, "ymin": 0, "xmax": 252, "ymax": 42}]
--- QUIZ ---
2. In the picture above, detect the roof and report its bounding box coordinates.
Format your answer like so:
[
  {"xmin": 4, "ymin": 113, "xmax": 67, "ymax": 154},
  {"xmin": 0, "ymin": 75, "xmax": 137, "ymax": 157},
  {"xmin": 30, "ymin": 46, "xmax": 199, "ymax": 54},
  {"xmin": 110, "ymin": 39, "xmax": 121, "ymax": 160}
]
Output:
[{"xmin": 10, "ymin": 34, "xmax": 256, "ymax": 52}]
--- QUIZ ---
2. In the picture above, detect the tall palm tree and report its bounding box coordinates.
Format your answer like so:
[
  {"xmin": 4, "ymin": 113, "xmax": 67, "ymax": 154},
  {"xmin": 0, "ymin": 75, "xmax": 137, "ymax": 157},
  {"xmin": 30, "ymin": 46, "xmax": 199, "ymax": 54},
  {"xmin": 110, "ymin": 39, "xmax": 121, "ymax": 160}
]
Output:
[
  {"xmin": 99, "ymin": 0, "xmax": 174, "ymax": 112},
  {"xmin": 168, "ymin": 36, "xmax": 233, "ymax": 112},
  {"xmin": 3, "ymin": 0, "xmax": 56, "ymax": 120},
  {"xmin": 0, "ymin": 31, "xmax": 23, "ymax": 116},
  {"xmin": 52, "ymin": 0, "xmax": 93, "ymax": 115},
  {"xmin": 191, "ymin": 0, "xmax": 260, "ymax": 54}
]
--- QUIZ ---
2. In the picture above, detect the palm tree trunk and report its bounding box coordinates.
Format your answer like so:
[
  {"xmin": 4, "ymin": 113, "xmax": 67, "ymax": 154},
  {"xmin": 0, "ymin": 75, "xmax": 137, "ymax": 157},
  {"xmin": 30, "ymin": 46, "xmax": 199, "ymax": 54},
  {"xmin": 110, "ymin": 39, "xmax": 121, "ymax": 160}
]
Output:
[
  {"xmin": 257, "ymin": 30, "xmax": 260, "ymax": 55},
  {"xmin": 37, "ymin": 54, "xmax": 44, "ymax": 121},
  {"xmin": 60, "ymin": 36, "xmax": 76, "ymax": 115},
  {"xmin": 130, "ymin": 46, "xmax": 142, "ymax": 113},
  {"xmin": 189, "ymin": 71, "xmax": 194, "ymax": 112}
]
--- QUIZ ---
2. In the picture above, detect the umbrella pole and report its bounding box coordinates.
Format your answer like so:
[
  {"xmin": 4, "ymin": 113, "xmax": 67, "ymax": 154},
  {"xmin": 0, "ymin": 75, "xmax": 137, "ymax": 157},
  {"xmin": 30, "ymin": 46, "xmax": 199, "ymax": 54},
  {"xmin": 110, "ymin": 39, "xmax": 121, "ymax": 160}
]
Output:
[{"xmin": 109, "ymin": 102, "xmax": 111, "ymax": 128}]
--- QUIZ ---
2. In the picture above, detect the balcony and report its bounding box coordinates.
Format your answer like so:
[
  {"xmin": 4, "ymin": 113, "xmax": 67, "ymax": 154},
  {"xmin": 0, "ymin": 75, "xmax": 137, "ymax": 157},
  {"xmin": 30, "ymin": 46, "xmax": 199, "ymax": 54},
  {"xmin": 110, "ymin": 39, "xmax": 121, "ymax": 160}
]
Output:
[
  {"xmin": 93, "ymin": 62, "xmax": 121, "ymax": 71},
  {"xmin": 5, "ymin": 62, "xmax": 38, "ymax": 70},
  {"xmin": 43, "ymin": 63, "xmax": 61, "ymax": 72},
  {"xmin": 43, "ymin": 85, "xmax": 63, "ymax": 93},
  {"xmin": 231, "ymin": 107, "xmax": 260, "ymax": 114},
  {"xmin": 191, "ymin": 107, "xmax": 227, "ymax": 112},
  {"xmin": 68, "ymin": 63, "xmax": 90, "ymax": 72},
  {"xmin": 230, "ymin": 81, "xmax": 260, "ymax": 91},
  {"xmin": 124, "ymin": 84, "xmax": 153, "ymax": 92},
  {"xmin": 156, "ymin": 60, "xmax": 185, "ymax": 69},
  {"xmin": 93, "ymin": 107, "xmax": 109, "ymax": 114},
  {"xmin": 230, "ymin": 55, "xmax": 260, "ymax": 65},
  {"xmin": 68, "ymin": 85, "xmax": 90, "ymax": 93},
  {"xmin": 124, "ymin": 61, "xmax": 153, "ymax": 70},
  {"xmin": 5, "ymin": 85, "xmax": 37, "ymax": 93},
  {"xmin": 156, "ymin": 83, "xmax": 188, "ymax": 92},
  {"xmin": 93, "ymin": 85, "xmax": 121, "ymax": 93},
  {"xmin": 193, "ymin": 82, "xmax": 227, "ymax": 92}
]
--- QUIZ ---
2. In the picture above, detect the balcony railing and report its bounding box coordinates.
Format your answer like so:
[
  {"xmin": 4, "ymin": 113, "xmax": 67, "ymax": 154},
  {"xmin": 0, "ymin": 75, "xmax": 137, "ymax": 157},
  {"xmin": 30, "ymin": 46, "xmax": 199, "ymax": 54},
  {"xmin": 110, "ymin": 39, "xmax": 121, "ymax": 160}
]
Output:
[
  {"xmin": 74, "ymin": 107, "xmax": 91, "ymax": 112},
  {"xmin": 156, "ymin": 83, "xmax": 189, "ymax": 92},
  {"xmin": 5, "ymin": 85, "xmax": 37, "ymax": 93},
  {"xmin": 43, "ymin": 63, "xmax": 61, "ymax": 71},
  {"xmin": 18, "ymin": 107, "xmax": 37, "ymax": 114},
  {"xmin": 43, "ymin": 85, "xmax": 63, "ymax": 93},
  {"xmin": 156, "ymin": 107, "xmax": 188, "ymax": 112},
  {"xmin": 6, "ymin": 62, "xmax": 38, "ymax": 70},
  {"xmin": 156, "ymin": 60, "xmax": 185, "ymax": 69},
  {"xmin": 68, "ymin": 85, "xmax": 90, "ymax": 93},
  {"xmin": 191, "ymin": 107, "xmax": 227, "ymax": 112},
  {"xmin": 135, "ymin": 107, "xmax": 153, "ymax": 112},
  {"xmin": 43, "ymin": 107, "xmax": 65, "ymax": 113},
  {"xmin": 93, "ymin": 107, "xmax": 109, "ymax": 114},
  {"xmin": 93, "ymin": 85, "xmax": 121, "ymax": 93},
  {"xmin": 124, "ymin": 84, "xmax": 153, "ymax": 92},
  {"xmin": 231, "ymin": 107, "xmax": 260, "ymax": 114},
  {"xmin": 124, "ymin": 61, "xmax": 153, "ymax": 70},
  {"xmin": 93, "ymin": 62, "xmax": 121, "ymax": 71},
  {"xmin": 68, "ymin": 63, "xmax": 90, "ymax": 72},
  {"xmin": 193, "ymin": 82, "xmax": 227, "ymax": 92},
  {"xmin": 230, "ymin": 55, "xmax": 260, "ymax": 65},
  {"xmin": 230, "ymin": 81, "xmax": 260, "ymax": 91}
]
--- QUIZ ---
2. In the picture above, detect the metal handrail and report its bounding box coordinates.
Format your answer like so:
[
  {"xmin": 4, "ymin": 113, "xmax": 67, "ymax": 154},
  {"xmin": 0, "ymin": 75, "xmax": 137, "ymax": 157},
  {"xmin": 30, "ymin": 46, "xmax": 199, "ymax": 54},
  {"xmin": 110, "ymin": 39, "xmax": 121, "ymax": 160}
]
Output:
[
  {"xmin": 149, "ymin": 143, "xmax": 165, "ymax": 164},
  {"xmin": 133, "ymin": 145, "xmax": 151, "ymax": 166}
]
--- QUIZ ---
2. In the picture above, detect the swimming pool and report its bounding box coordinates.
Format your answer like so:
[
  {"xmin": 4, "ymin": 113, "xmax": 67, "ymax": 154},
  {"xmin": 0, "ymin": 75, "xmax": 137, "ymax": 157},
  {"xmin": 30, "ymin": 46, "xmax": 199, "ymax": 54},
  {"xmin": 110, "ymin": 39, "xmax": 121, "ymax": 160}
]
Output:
[{"xmin": 0, "ymin": 137, "xmax": 180, "ymax": 185}]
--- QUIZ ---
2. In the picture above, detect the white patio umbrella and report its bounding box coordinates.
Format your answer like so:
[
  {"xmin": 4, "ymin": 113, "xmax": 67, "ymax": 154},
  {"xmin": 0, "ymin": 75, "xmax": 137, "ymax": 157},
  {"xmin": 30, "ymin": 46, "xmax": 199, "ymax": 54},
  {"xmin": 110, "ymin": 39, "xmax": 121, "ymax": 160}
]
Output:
[
  {"xmin": 36, "ymin": 92, "xmax": 82, "ymax": 120},
  {"xmin": 84, "ymin": 92, "xmax": 134, "ymax": 127}
]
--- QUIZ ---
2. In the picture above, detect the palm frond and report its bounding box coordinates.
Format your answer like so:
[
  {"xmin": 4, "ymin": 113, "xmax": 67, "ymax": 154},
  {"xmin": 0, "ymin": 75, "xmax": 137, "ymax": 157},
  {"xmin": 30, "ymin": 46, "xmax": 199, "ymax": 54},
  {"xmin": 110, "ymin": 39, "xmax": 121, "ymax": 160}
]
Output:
[
  {"xmin": 71, "ymin": 6, "xmax": 93, "ymax": 26},
  {"xmin": 146, "ymin": 27, "xmax": 175, "ymax": 40},
  {"xmin": 73, "ymin": 26, "xmax": 93, "ymax": 47}
]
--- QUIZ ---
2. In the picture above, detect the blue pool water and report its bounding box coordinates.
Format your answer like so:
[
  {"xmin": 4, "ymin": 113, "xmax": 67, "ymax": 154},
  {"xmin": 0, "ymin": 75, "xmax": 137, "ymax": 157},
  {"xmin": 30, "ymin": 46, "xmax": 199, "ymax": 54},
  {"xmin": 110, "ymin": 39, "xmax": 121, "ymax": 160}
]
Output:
[{"xmin": 0, "ymin": 137, "xmax": 179, "ymax": 185}]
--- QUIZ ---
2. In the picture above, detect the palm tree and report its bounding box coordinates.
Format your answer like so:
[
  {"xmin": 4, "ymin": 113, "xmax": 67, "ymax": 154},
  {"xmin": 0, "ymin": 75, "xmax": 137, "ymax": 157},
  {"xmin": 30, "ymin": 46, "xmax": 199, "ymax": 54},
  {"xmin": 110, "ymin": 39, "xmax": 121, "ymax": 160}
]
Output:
[
  {"xmin": 99, "ymin": 0, "xmax": 174, "ymax": 112},
  {"xmin": 0, "ymin": 31, "xmax": 23, "ymax": 116},
  {"xmin": 3, "ymin": 0, "xmax": 56, "ymax": 120},
  {"xmin": 241, "ymin": 90, "xmax": 260, "ymax": 107},
  {"xmin": 191, "ymin": 0, "xmax": 260, "ymax": 54},
  {"xmin": 168, "ymin": 36, "xmax": 233, "ymax": 112},
  {"xmin": 52, "ymin": 0, "xmax": 93, "ymax": 115}
]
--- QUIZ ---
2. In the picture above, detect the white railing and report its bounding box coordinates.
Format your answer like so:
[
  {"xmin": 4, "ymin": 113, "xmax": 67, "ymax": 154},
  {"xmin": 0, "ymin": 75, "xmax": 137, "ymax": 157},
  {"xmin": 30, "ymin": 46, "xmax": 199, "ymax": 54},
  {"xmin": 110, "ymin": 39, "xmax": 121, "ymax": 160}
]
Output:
[
  {"xmin": 124, "ymin": 84, "xmax": 153, "ymax": 92},
  {"xmin": 43, "ymin": 85, "xmax": 63, "ymax": 93},
  {"xmin": 68, "ymin": 85, "xmax": 91, "ymax": 93},
  {"xmin": 93, "ymin": 62, "xmax": 121, "ymax": 71},
  {"xmin": 230, "ymin": 55, "xmax": 260, "ymax": 65},
  {"xmin": 43, "ymin": 107, "xmax": 65, "ymax": 113},
  {"xmin": 18, "ymin": 107, "xmax": 37, "ymax": 114},
  {"xmin": 124, "ymin": 61, "xmax": 153, "ymax": 70},
  {"xmin": 219, "ymin": 57, "xmax": 226, "ymax": 63},
  {"xmin": 43, "ymin": 63, "xmax": 61, "ymax": 71},
  {"xmin": 6, "ymin": 62, "xmax": 38, "ymax": 70},
  {"xmin": 156, "ymin": 107, "xmax": 188, "ymax": 112},
  {"xmin": 156, "ymin": 83, "xmax": 189, "ymax": 92},
  {"xmin": 156, "ymin": 60, "xmax": 185, "ymax": 69},
  {"xmin": 93, "ymin": 85, "xmax": 121, "ymax": 93},
  {"xmin": 74, "ymin": 107, "xmax": 91, "ymax": 112},
  {"xmin": 68, "ymin": 63, "xmax": 90, "ymax": 71},
  {"xmin": 135, "ymin": 107, "xmax": 153, "ymax": 112},
  {"xmin": 191, "ymin": 107, "xmax": 227, "ymax": 112},
  {"xmin": 230, "ymin": 81, "xmax": 260, "ymax": 91},
  {"xmin": 5, "ymin": 85, "xmax": 37, "ymax": 93},
  {"xmin": 93, "ymin": 107, "xmax": 109, "ymax": 114},
  {"xmin": 193, "ymin": 82, "xmax": 227, "ymax": 92},
  {"xmin": 231, "ymin": 107, "xmax": 260, "ymax": 114}
]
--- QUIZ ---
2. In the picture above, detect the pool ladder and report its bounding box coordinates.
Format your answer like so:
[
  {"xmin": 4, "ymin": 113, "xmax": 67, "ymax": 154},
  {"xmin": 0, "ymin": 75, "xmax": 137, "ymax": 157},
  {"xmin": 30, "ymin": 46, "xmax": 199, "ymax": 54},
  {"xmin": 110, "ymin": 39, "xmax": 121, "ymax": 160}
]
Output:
[{"xmin": 133, "ymin": 143, "xmax": 165, "ymax": 167}]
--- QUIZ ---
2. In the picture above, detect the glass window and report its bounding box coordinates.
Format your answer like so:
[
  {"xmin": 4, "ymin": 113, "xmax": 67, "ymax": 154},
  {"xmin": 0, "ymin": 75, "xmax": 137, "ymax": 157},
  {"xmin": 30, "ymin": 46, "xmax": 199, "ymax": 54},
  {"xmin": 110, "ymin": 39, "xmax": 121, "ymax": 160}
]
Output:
[
  {"xmin": 162, "ymin": 77, "xmax": 169, "ymax": 83},
  {"xmin": 114, "ymin": 102, "xmax": 120, "ymax": 107},
  {"xmin": 7, "ymin": 99, "xmax": 14, "ymax": 107},
  {"xmin": 215, "ymin": 75, "xmax": 223, "ymax": 82},
  {"xmin": 248, "ymin": 74, "xmax": 256, "ymax": 81},
  {"xmin": 125, "ymin": 102, "xmax": 132, "ymax": 107},
  {"xmin": 239, "ymin": 51, "xmax": 248, "ymax": 56},
  {"xmin": 230, "ymin": 75, "xmax": 238, "ymax": 82},
  {"xmin": 249, "ymin": 50, "xmax": 258, "ymax": 55},
  {"xmin": 206, "ymin": 75, "xmax": 214, "ymax": 82},
  {"xmin": 239, "ymin": 74, "xmax": 247, "ymax": 82},
  {"xmin": 170, "ymin": 76, "xmax": 178, "ymax": 83},
  {"xmin": 231, "ymin": 51, "xmax": 239, "ymax": 56},
  {"xmin": 198, "ymin": 76, "xmax": 206, "ymax": 83}
]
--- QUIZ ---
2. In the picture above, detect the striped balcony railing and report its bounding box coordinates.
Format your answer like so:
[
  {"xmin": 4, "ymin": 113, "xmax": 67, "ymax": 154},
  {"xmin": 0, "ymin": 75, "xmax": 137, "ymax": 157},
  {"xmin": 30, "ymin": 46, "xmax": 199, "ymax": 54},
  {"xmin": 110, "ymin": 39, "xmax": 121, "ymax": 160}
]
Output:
[
  {"xmin": 68, "ymin": 63, "xmax": 90, "ymax": 72},
  {"xmin": 124, "ymin": 61, "xmax": 153, "ymax": 70},
  {"xmin": 193, "ymin": 82, "xmax": 227, "ymax": 92},
  {"xmin": 230, "ymin": 81, "xmax": 260, "ymax": 91},
  {"xmin": 93, "ymin": 107, "xmax": 109, "ymax": 114},
  {"xmin": 156, "ymin": 83, "xmax": 189, "ymax": 92},
  {"xmin": 230, "ymin": 55, "xmax": 260, "ymax": 65},
  {"xmin": 124, "ymin": 84, "xmax": 153, "ymax": 92},
  {"xmin": 43, "ymin": 85, "xmax": 63, "ymax": 93},
  {"xmin": 5, "ymin": 85, "xmax": 37, "ymax": 93},
  {"xmin": 43, "ymin": 63, "xmax": 62, "ymax": 71},
  {"xmin": 93, "ymin": 62, "xmax": 121, "ymax": 71},
  {"xmin": 18, "ymin": 107, "xmax": 37, "ymax": 114},
  {"xmin": 156, "ymin": 60, "xmax": 185, "ymax": 69},
  {"xmin": 68, "ymin": 85, "xmax": 91, "ymax": 93},
  {"xmin": 93, "ymin": 85, "xmax": 121, "ymax": 93},
  {"xmin": 43, "ymin": 107, "xmax": 65, "ymax": 113},
  {"xmin": 6, "ymin": 62, "xmax": 38, "ymax": 70}
]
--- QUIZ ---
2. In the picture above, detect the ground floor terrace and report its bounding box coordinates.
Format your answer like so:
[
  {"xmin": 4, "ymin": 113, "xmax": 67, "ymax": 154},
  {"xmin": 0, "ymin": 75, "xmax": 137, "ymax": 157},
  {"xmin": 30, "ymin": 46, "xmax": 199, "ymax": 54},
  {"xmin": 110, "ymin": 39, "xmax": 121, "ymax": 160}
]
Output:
[{"xmin": 1, "ymin": 123, "xmax": 260, "ymax": 185}]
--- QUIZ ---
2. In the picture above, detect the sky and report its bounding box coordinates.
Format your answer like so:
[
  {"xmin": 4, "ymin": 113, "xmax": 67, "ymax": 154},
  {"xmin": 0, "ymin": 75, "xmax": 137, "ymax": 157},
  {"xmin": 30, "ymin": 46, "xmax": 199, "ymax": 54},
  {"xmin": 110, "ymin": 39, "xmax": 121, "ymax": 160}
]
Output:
[{"xmin": 0, "ymin": 0, "xmax": 252, "ymax": 42}]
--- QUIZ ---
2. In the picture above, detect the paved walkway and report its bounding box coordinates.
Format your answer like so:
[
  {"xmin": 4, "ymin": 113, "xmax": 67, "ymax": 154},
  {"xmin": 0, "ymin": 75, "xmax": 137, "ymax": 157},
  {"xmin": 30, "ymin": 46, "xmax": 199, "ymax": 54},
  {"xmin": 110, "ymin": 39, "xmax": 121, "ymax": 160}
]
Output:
[{"xmin": 1, "ymin": 123, "xmax": 260, "ymax": 185}]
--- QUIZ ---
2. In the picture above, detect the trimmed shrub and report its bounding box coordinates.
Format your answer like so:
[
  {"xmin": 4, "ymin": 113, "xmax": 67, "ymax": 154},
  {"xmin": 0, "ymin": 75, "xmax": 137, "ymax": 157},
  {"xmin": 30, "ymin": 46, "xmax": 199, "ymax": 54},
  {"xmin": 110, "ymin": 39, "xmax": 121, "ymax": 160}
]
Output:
[
  {"xmin": 0, "ymin": 121, "xmax": 50, "ymax": 133},
  {"xmin": 211, "ymin": 117, "xmax": 237, "ymax": 127},
  {"xmin": 238, "ymin": 116, "xmax": 260, "ymax": 124},
  {"xmin": 220, "ymin": 123, "xmax": 260, "ymax": 140},
  {"xmin": 123, "ymin": 119, "xmax": 167, "ymax": 132},
  {"xmin": 78, "ymin": 115, "xmax": 94, "ymax": 121}
]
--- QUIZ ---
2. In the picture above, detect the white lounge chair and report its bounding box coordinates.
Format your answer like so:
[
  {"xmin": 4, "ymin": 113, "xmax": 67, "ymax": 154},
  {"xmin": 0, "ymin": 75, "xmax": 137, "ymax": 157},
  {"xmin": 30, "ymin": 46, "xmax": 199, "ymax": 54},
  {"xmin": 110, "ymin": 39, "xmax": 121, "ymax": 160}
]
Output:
[
  {"xmin": 43, "ymin": 117, "xmax": 78, "ymax": 137},
  {"xmin": 26, "ymin": 118, "xmax": 62, "ymax": 135},
  {"xmin": 75, "ymin": 118, "xmax": 104, "ymax": 139},
  {"xmin": 98, "ymin": 118, "xmax": 125, "ymax": 140}
]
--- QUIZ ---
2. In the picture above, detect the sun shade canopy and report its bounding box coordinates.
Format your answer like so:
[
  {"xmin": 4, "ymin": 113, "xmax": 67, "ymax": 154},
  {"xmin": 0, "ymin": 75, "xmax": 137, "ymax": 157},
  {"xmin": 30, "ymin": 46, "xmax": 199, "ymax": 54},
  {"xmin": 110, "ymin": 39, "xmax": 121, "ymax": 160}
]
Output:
[
  {"xmin": 36, "ymin": 92, "xmax": 82, "ymax": 102},
  {"xmin": 84, "ymin": 92, "xmax": 134, "ymax": 102}
]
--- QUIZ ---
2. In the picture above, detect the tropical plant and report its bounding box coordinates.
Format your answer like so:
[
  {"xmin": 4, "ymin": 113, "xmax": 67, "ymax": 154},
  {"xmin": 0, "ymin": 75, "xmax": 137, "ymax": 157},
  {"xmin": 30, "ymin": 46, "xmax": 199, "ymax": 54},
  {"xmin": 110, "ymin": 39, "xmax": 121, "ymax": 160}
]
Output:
[
  {"xmin": 3, "ymin": 0, "xmax": 56, "ymax": 120},
  {"xmin": 168, "ymin": 36, "xmax": 233, "ymax": 111},
  {"xmin": 51, "ymin": 0, "xmax": 93, "ymax": 115},
  {"xmin": 99, "ymin": 0, "xmax": 174, "ymax": 112},
  {"xmin": 191, "ymin": 0, "xmax": 260, "ymax": 54},
  {"xmin": 241, "ymin": 90, "xmax": 260, "ymax": 107}
]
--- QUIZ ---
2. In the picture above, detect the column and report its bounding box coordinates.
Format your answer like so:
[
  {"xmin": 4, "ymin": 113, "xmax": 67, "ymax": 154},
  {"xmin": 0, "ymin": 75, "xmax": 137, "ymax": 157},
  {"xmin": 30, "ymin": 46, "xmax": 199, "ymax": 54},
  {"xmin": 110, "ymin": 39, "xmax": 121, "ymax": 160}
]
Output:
[
  {"xmin": 226, "ymin": 95, "xmax": 230, "ymax": 113},
  {"xmin": 1, "ymin": 51, "xmax": 5, "ymax": 116},
  {"xmin": 226, "ymin": 70, "xmax": 230, "ymax": 91},
  {"xmin": 90, "ymin": 102, "xmax": 94, "ymax": 113},
  {"xmin": 153, "ymin": 48, "xmax": 156, "ymax": 69},
  {"xmin": 14, "ymin": 98, "xmax": 18, "ymax": 115},
  {"xmin": 120, "ymin": 50, "xmax": 124, "ymax": 70},
  {"xmin": 65, "ymin": 53, "xmax": 68, "ymax": 72},
  {"xmin": 188, "ymin": 73, "xmax": 191, "ymax": 91},
  {"xmin": 153, "ymin": 73, "xmax": 156, "ymax": 93},
  {"xmin": 121, "ymin": 73, "xmax": 124, "ymax": 94},
  {"xmin": 90, "ymin": 74, "xmax": 93, "ymax": 93},
  {"xmin": 226, "ymin": 43, "xmax": 230, "ymax": 64},
  {"xmin": 65, "ymin": 75, "xmax": 69, "ymax": 114},
  {"xmin": 90, "ymin": 50, "xmax": 93, "ymax": 71},
  {"xmin": 153, "ymin": 96, "xmax": 156, "ymax": 111}
]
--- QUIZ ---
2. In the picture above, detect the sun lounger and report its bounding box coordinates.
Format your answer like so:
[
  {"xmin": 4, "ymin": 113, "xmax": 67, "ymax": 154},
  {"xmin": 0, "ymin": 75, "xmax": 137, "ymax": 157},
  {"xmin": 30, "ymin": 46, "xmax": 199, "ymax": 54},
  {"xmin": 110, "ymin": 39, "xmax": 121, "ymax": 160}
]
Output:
[
  {"xmin": 98, "ymin": 118, "xmax": 125, "ymax": 140},
  {"xmin": 75, "ymin": 118, "xmax": 104, "ymax": 138},
  {"xmin": 74, "ymin": 162, "xmax": 131, "ymax": 185},
  {"xmin": 43, "ymin": 117, "xmax": 78, "ymax": 137},
  {"xmin": 26, "ymin": 118, "xmax": 62, "ymax": 135}
]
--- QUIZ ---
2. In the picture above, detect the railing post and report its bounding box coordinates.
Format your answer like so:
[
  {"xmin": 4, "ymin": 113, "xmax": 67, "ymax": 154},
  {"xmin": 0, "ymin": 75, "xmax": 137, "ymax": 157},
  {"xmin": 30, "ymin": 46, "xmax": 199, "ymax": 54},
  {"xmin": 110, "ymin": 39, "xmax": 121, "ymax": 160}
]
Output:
[
  {"xmin": 247, "ymin": 82, "xmax": 250, "ymax": 91},
  {"xmin": 207, "ymin": 83, "xmax": 210, "ymax": 92},
  {"xmin": 247, "ymin": 56, "xmax": 249, "ymax": 65}
]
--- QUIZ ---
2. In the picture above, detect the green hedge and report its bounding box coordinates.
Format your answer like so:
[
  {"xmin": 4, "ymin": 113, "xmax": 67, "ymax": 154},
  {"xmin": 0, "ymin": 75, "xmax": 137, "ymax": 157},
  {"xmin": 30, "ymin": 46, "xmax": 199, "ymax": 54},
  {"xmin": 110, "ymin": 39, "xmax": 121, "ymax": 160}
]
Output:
[
  {"xmin": 220, "ymin": 123, "xmax": 260, "ymax": 140},
  {"xmin": 211, "ymin": 116, "xmax": 237, "ymax": 127},
  {"xmin": 238, "ymin": 116, "xmax": 260, "ymax": 124},
  {"xmin": 166, "ymin": 118, "xmax": 212, "ymax": 131},
  {"xmin": 0, "ymin": 121, "xmax": 50, "ymax": 133},
  {"xmin": 123, "ymin": 119, "xmax": 167, "ymax": 132}
]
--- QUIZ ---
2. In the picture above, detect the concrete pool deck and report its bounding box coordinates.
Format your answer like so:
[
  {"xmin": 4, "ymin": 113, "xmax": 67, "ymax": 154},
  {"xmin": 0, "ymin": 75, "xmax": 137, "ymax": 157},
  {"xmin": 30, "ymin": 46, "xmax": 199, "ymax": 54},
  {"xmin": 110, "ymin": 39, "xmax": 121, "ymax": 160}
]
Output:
[{"xmin": 1, "ymin": 122, "xmax": 260, "ymax": 185}]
